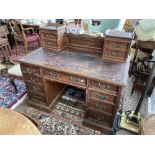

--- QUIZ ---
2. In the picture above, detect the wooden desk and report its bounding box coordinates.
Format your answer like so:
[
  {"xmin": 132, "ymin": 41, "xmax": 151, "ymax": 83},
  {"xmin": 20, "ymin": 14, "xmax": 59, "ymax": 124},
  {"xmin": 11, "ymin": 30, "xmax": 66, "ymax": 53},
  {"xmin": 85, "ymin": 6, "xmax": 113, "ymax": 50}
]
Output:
[
  {"xmin": 18, "ymin": 48, "xmax": 130, "ymax": 134},
  {"xmin": 0, "ymin": 108, "xmax": 41, "ymax": 135}
]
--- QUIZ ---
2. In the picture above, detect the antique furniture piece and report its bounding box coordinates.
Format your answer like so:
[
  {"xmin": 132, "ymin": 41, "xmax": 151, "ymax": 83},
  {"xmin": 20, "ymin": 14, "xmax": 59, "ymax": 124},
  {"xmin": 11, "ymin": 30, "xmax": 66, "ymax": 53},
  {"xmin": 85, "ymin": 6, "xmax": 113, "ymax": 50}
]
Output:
[
  {"xmin": 8, "ymin": 19, "xmax": 40, "ymax": 55},
  {"xmin": 129, "ymin": 40, "xmax": 155, "ymax": 77},
  {"xmin": 102, "ymin": 30, "xmax": 133, "ymax": 63},
  {"xmin": 141, "ymin": 114, "xmax": 155, "ymax": 135},
  {"xmin": 22, "ymin": 23, "xmax": 40, "ymax": 34},
  {"xmin": 40, "ymin": 24, "xmax": 66, "ymax": 51},
  {"xmin": 18, "ymin": 45, "xmax": 130, "ymax": 134},
  {"xmin": 0, "ymin": 38, "xmax": 13, "ymax": 64},
  {"xmin": 0, "ymin": 107, "xmax": 41, "ymax": 135},
  {"xmin": 131, "ymin": 56, "xmax": 155, "ymax": 96},
  {"xmin": 0, "ymin": 25, "xmax": 8, "ymax": 38}
]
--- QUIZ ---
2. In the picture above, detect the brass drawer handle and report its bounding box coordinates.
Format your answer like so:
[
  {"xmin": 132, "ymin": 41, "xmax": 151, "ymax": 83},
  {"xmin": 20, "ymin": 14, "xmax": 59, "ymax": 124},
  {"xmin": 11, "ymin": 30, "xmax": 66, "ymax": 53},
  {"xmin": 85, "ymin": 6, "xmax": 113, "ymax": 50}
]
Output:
[
  {"xmin": 70, "ymin": 76, "xmax": 85, "ymax": 83},
  {"xmin": 94, "ymin": 114, "xmax": 104, "ymax": 121},
  {"xmin": 112, "ymin": 44, "xmax": 120, "ymax": 48},
  {"xmin": 30, "ymin": 77, "xmax": 39, "ymax": 82},
  {"xmin": 96, "ymin": 104, "xmax": 106, "ymax": 111},
  {"xmin": 49, "ymin": 71, "xmax": 57, "ymax": 78},
  {"xmin": 112, "ymin": 51, "xmax": 119, "ymax": 57},
  {"xmin": 32, "ymin": 86, "xmax": 40, "ymax": 92},
  {"xmin": 97, "ymin": 83, "xmax": 110, "ymax": 90},
  {"xmin": 27, "ymin": 68, "xmax": 36, "ymax": 74},
  {"xmin": 96, "ymin": 94, "xmax": 108, "ymax": 100}
]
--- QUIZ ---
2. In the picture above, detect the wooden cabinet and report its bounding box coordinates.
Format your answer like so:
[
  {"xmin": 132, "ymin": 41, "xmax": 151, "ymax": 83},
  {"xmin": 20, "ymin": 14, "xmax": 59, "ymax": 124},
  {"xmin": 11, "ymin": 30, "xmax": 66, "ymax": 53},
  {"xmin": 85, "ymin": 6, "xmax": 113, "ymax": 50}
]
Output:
[
  {"xmin": 40, "ymin": 24, "xmax": 66, "ymax": 51},
  {"xmin": 102, "ymin": 30, "xmax": 133, "ymax": 63}
]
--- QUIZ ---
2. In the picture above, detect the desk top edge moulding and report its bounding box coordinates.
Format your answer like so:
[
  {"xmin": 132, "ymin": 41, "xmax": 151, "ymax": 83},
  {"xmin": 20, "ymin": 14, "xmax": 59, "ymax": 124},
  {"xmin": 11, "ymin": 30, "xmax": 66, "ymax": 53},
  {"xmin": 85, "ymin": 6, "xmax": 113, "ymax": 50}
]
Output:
[{"xmin": 17, "ymin": 26, "xmax": 132, "ymax": 134}]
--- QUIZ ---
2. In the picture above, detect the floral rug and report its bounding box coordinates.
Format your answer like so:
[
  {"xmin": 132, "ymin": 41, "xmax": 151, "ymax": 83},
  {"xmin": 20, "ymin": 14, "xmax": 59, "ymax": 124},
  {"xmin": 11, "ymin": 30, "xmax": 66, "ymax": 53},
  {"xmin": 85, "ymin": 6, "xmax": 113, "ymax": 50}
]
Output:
[
  {"xmin": 25, "ymin": 102, "xmax": 102, "ymax": 135},
  {"xmin": 0, "ymin": 76, "xmax": 26, "ymax": 108}
]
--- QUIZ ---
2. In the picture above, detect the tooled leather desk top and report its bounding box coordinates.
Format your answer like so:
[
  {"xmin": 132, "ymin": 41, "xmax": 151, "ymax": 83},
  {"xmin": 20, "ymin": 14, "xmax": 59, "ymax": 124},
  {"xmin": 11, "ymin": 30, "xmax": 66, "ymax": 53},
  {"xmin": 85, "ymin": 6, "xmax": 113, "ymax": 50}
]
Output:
[{"xmin": 18, "ymin": 48, "xmax": 130, "ymax": 86}]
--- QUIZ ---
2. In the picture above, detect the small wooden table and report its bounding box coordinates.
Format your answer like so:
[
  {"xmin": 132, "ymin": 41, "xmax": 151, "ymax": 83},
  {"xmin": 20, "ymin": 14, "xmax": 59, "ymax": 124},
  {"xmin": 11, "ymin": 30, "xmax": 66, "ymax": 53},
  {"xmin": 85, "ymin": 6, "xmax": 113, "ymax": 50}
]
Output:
[
  {"xmin": 141, "ymin": 114, "xmax": 155, "ymax": 135},
  {"xmin": 0, "ymin": 108, "xmax": 41, "ymax": 135}
]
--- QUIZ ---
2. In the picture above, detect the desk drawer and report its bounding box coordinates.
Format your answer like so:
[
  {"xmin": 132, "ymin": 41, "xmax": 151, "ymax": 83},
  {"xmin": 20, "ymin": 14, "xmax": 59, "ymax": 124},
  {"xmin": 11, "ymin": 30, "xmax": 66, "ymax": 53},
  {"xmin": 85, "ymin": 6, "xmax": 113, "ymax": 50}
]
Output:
[
  {"xmin": 43, "ymin": 69, "xmax": 87, "ymax": 87},
  {"xmin": 24, "ymin": 74, "xmax": 42, "ymax": 84},
  {"xmin": 88, "ymin": 98, "xmax": 115, "ymax": 114},
  {"xmin": 88, "ymin": 90, "xmax": 117, "ymax": 104},
  {"xmin": 105, "ymin": 40, "xmax": 128, "ymax": 51},
  {"xmin": 104, "ymin": 49, "xmax": 126, "ymax": 60},
  {"xmin": 26, "ymin": 82, "xmax": 45, "ymax": 94},
  {"xmin": 29, "ymin": 92, "xmax": 47, "ymax": 103},
  {"xmin": 88, "ymin": 108, "xmax": 112, "ymax": 125},
  {"xmin": 89, "ymin": 80, "xmax": 119, "ymax": 95},
  {"xmin": 21, "ymin": 64, "xmax": 41, "ymax": 76}
]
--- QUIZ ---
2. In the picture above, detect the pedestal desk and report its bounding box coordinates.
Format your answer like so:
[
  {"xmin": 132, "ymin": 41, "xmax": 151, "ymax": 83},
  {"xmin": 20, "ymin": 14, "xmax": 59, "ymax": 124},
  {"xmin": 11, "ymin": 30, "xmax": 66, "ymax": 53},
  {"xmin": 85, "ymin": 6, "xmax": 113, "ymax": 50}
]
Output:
[{"xmin": 18, "ymin": 47, "xmax": 130, "ymax": 134}]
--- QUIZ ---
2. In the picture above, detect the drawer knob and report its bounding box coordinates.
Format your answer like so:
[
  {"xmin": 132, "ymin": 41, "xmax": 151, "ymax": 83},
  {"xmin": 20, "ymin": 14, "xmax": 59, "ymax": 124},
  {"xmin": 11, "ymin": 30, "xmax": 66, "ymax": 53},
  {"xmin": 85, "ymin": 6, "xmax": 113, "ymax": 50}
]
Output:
[
  {"xmin": 30, "ymin": 77, "xmax": 38, "ymax": 82},
  {"xmin": 49, "ymin": 71, "xmax": 57, "ymax": 78},
  {"xmin": 97, "ymin": 94, "xmax": 108, "ymax": 100},
  {"xmin": 32, "ymin": 86, "xmax": 39, "ymax": 92},
  {"xmin": 112, "ymin": 51, "xmax": 119, "ymax": 57},
  {"xmin": 97, "ymin": 83, "xmax": 110, "ymax": 89},
  {"xmin": 113, "ymin": 44, "xmax": 120, "ymax": 48},
  {"xmin": 70, "ymin": 76, "xmax": 84, "ymax": 83},
  {"xmin": 96, "ymin": 104, "xmax": 106, "ymax": 111}
]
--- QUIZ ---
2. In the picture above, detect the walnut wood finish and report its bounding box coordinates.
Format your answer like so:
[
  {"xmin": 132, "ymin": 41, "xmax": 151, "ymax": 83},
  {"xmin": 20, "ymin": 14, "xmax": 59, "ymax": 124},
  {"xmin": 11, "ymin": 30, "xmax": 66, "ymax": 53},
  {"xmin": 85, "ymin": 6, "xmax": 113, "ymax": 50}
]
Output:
[
  {"xmin": 18, "ymin": 47, "xmax": 130, "ymax": 134},
  {"xmin": 40, "ymin": 24, "xmax": 66, "ymax": 52},
  {"xmin": 64, "ymin": 33, "xmax": 104, "ymax": 56},
  {"xmin": 102, "ymin": 31, "xmax": 133, "ymax": 63}
]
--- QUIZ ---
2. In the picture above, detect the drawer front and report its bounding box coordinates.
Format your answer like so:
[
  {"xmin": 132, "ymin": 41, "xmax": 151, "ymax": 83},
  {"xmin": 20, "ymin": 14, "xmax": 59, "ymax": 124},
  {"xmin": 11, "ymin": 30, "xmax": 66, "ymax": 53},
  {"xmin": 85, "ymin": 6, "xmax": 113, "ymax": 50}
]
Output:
[
  {"xmin": 88, "ymin": 108, "xmax": 112, "ymax": 124},
  {"xmin": 105, "ymin": 49, "xmax": 126, "ymax": 60},
  {"xmin": 89, "ymin": 80, "xmax": 119, "ymax": 95},
  {"xmin": 88, "ymin": 98, "xmax": 115, "ymax": 114},
  {"xmin": 21, "ymin": 64, "xmax": 41, "ymax": 76},
  {"xmin": 40, "ymin": 31, "xmax": 57, "ymax": 40},
  {"xmin": 26, "ymin": 82, "xmax": 45, "ymax": 94},
  {"xmin": 105, "ymin": 40, "xmax": 128, "ymax": 51},
  {"xmin": 42, "ymin": 39, "xmax": 58, "ymax": 47},
  {"xmin": 88, "ymin": 90, "xmax": 117, "ymax": 104},
  {"xmin": 29, "ymin": 92, "xmax": 47, "ymax": 103},
  {"xmin": 43, "ymin": 69, "xmax": 87, "ymax": 87},
  {"xmin": 24, "ymin": 74, "xmax": 42, "ymax": 84}
]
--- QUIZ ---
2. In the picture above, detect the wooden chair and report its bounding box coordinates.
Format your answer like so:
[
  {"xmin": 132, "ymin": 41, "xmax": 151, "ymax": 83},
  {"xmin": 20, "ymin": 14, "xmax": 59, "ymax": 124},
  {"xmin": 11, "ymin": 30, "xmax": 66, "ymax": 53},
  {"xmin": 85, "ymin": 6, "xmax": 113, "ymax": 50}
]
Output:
[{"xmin": 8, "ymin": 19, "xmax": 40, "ymax": 55}]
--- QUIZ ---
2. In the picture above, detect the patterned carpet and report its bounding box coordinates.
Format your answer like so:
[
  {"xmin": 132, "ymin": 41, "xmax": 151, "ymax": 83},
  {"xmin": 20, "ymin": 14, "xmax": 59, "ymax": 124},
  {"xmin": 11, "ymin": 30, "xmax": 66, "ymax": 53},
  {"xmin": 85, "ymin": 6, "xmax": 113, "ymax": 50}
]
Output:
[
  {"xmin": 0, "ymin": 76, "xmax": 26, "ymax": 108},
  {"xmin": 25, "ymin": 102, "xmax": 102, "ymax": 135},
  {"xmin": 24, "ymin": 87, "xmax": 102, "ymax": 135}
]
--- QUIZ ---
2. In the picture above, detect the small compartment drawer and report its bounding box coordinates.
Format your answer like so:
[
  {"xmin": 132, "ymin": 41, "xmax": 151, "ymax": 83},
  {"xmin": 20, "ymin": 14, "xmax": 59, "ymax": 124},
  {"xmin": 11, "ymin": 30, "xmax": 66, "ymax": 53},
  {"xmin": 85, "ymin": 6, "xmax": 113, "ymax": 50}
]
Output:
[
  {"xmin": 43, "ymin": 69, "xmax": 87, "ymax": 87},
  {"xmin": 42, "ymin": 39, "xmax": 58, "ymax": 47},
  {"xmin": 105, "ymin": 40, "xmax": 128, "ymax": 51},
  {"xmin": 88, "ymin": 98, "xmax": 115, "ymax": 114},
  {"xmin": 29, "ymin": 92, "xmax": 47, "ymax": 103},
  {"xmin": 88, "ymin": 90, "xmax": 117, "ymax": 104},
  {"xmin": 89, "ymin": 80, "xmax": 119, "ymax": 94},
  {"xmin": 88, "ymin": 108, "xmax": 112, "ymax": 125},
  {"xmin": 40, "ymin": 31, "xmax": 57, "ymax": 40},
  {"xmin": 26, "ymin": 82, "xmax": 45, "ymax": 94},
  {"xmin": 21, "ymin": 64, "xmax": 41, "ymax": 76},
  {"xmin": 105, "ymin": 49, "xmax": 126, "ymax": 60}
]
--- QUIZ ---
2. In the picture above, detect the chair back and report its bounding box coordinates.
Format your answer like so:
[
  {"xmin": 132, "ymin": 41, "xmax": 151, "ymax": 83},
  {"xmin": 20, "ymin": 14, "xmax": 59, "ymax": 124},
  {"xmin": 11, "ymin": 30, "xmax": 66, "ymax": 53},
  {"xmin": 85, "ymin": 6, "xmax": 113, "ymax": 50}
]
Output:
[{"xmin": 8, "ymin": 19, "xmax": 25, "ymax": 42}]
